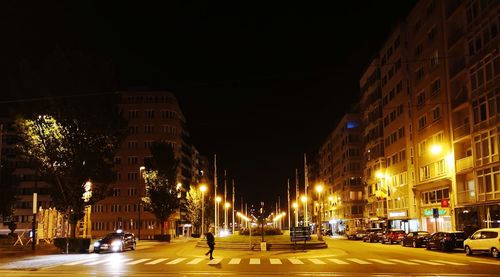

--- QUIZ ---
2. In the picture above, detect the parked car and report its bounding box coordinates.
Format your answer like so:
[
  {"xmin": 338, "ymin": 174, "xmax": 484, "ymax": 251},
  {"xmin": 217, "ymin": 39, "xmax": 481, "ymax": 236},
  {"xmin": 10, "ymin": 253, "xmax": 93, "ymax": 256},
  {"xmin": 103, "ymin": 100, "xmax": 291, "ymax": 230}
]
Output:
[
  {"xmin": 464, "ymin": 228, "xmax": 500, "ymax": 258},
  {"xmin": 426, "ymin": 231, "xmax": 467, "ymax": 251},
  {"xmin": 348, "ymin": 229, "xmax": 366, "ymax": 240},
  {"xmin": 381, "ymin": 229, "xmax": 406, "ymax": 244},
  {"xmin": 401, "ymin": 231, "xmax": 430, "ymax": 247},
  {"xmin": 93, "ymin": 230, "xmax": 136, "ymax": 253},
  {"xmin": 363, "ymin": 228, "xmax": 383, "ymax": 243}
]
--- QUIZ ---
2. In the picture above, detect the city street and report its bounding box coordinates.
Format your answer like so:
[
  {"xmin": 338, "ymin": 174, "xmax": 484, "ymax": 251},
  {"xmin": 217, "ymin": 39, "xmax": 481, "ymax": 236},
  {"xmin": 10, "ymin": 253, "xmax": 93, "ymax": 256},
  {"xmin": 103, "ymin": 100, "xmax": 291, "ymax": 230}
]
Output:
[{"xmin": 0, "ymin": 237, "xmax": 499, "ymax": 276}]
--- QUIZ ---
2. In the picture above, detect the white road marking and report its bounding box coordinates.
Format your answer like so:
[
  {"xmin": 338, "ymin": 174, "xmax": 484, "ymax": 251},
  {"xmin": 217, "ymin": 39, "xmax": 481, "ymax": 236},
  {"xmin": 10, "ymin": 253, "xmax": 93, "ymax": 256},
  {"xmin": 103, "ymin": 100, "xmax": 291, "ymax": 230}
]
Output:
[
  {"xmin": 110, "ymin": 258, "xmax": 133, "ymax": 264},
  {"xmin": 408, "ymin": 259, "xmax": 443, "ymax": 265},
  {"xmin": 64, "ymin": 258, "xmax": 98, "ymax": 265},
  {"xmin": 228, "ymin": 258, "xmax": 241, "ymax": 264},
  {"xmin": 288, "ymin": 258, "xmax": 304, "ymax": 264},
  {"xmin": 347, "ymin": 258, "xmax": 372, "ymax": 264},
  {"xmin": 309, "ymin": 258, "xmax": 326, "ymax": 264},
  {"xmin": 328, "ymin": 258, "xmax": 349, "ymax": 264},
  {"xmin": 249, "ymin": 258, "xmax": 260, "ymax": 264},
  {"xmin": 127, "ymin": 258, "xmax": 149, "ymax": 265},
  {"xmin": 145, "ymin": 258, "xmax": 168, "ymax": 265},
  {"xmin": 472, "ymin": 260, "xmax": 500, "ymax": 265},
  {"xmin": 166, "ymin": 258, "xmax": 186, "ymax": 264},
  {"xmin": 208, "ymin": 258, "xmax": 222, "ymax": 265},
  {"xmin": 367, "ymin": 259, "xmax": 395, "ymax": 264},
  {"xmin": 431, "ymin": 260, "xmax": 466, "ymax": 266},
  {"xmin": 270, "ymin": 258, "xmax": 282, "ymax": 264},
  {"xmin": 187, "ymin": 258, "xmax": 204, "ymax": 265},
  {"xmin": 85, "ymin": 258, "xmax": 113, "ymax": 266},
  {"xmin": 387, "ymin": 259, "xmax": 419, "ymax": 265}
]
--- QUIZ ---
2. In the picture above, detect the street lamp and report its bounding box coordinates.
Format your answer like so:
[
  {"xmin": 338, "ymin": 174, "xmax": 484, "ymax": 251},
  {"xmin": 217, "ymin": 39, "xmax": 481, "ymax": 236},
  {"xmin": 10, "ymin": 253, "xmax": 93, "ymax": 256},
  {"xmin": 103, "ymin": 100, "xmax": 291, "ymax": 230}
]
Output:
[
  {"xmin": 138, "ymin": 166, "xmax": 146, "ymax": 240},
  {"xmin": 224, "ymin": 202, "xmax": 230, "ymax": 235},
  {"xmin": 292, "ymin": 202, "xmax": 298, "ymax": 227},
  {"xmin": 215, "ymin": 196, "xmax": 222, "ymax": 236},
  {"xmin": 199, "ymin": 184, "xmax": 207, "ymax": 236},
  {"xmin": 315, "ymin": 184, "xmax": 324, "ymax": 240}
]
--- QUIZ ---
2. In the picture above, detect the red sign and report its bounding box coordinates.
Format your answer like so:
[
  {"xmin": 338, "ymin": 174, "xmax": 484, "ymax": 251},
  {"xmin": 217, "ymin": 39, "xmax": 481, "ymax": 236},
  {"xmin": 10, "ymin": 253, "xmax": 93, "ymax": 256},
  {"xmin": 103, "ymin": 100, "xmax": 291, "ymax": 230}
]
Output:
[{"xmin": 441, "ymin": 198, "xmax": 449, "ymax": 208}]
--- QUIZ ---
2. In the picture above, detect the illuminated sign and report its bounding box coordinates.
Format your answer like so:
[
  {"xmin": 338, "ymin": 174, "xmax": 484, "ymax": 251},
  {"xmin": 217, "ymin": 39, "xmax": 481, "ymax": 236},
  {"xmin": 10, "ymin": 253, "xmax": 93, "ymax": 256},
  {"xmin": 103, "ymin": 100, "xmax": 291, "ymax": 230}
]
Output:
[
  {"xmin": 424, "ymin": 209, "xmax": 446, "ymax": 216},
  {"xmin": 389, "ymin": 211, "xmax": 407, "ymax": 218}
]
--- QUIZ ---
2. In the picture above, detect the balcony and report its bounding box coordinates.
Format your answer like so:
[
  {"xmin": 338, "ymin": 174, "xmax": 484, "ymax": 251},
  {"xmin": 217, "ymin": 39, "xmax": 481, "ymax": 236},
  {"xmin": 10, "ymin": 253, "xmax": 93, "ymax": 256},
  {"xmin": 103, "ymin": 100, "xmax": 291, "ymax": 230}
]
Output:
[
  {"xmin": 449, "ymin": 57, "xmax": 465, "ymax": 78},
  {"xmin": 455, "ymin": 156, "xmax": 473, "ymax": 172},
  {"xmin": 447, "ymin": 28, "xmax": 464, "ymax": 48},
  {"xmin": 457, "ymin": 190, "xmax": 476, "ymax": 205},
  {"xmin": 453, "ymin": 122, "xmax": 470, "ymax": 140}
]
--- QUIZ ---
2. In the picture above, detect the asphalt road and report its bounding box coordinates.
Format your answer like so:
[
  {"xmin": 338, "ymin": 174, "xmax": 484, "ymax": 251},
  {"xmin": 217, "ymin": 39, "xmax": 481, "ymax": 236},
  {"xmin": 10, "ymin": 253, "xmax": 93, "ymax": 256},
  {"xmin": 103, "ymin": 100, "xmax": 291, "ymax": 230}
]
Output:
[{"xmin": 0, "ymin": 236, "xmax": 499, "ymax": 276}]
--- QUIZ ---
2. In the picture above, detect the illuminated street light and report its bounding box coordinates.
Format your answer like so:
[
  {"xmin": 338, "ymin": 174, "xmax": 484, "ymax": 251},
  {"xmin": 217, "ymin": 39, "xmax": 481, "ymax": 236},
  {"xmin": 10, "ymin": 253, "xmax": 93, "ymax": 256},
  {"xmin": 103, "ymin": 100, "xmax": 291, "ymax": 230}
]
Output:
[
  {"xmin": 199, "ymin": 184, "xmax": 207, "ymax": 236},
  {"xmin": 315, "ymin": 183, "xmax": 324, "ymax": 241},
  {"xmin": 430, "ymin": 144, "xmax": 443, "ymax": 155}
]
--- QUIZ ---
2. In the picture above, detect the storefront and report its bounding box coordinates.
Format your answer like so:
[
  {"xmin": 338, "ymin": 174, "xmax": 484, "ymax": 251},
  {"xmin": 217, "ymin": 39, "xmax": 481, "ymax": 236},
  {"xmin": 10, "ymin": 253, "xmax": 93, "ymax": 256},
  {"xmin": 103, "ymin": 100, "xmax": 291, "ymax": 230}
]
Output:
[
  {"xmin": 388, "ymin": 210, "xmax": 420, "ymax": 232},
  {"xmin": 421, "ymin": 207, "xmax": 452, "ymax": 233},
  {"xmin": 455, "ymin": 203, "xmax": 500, "ymax": 236}
]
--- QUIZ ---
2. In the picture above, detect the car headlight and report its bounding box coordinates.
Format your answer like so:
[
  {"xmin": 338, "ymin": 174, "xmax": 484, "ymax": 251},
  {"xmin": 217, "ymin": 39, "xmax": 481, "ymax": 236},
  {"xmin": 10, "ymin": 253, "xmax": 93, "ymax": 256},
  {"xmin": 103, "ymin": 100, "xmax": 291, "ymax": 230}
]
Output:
[
  {"xmin": 93, "ymin": 241, "xmax": 101, "ymax": 247},
  {"xmin": 111, "ymin": 240, "xmax": 122, "ymax": 247}
]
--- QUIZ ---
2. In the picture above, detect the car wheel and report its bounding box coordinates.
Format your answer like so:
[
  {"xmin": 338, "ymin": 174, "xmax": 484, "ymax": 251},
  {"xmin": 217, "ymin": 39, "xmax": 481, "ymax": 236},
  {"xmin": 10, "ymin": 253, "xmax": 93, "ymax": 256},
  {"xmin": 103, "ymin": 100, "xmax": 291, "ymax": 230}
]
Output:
[
  {"xmin": 413, "ymin": 241, "xmax": 417, "ymax": 248},
  {"xmin": 426, "ymin": 243, "xmax": 431, "ymax": 250},
  {"xmin": 491, "ymin": 248, "xmax": 499, "ymax": 258},
  {"xmin": 390, "ymin": 239, "xmax": 394, "ymax": 244},
  {"xmin": 94, "ymin": 250, "xmax": 100, "ymax": 254},
  {"xmin": 400, "ymin": 240, "xmax": 404, "ymax": 246},
  {"xmin": 465, "ymin": 246, "xmax": 472, "ymax": 256},
  {"xmin": 131, "ymin": 243, "xmax": 136, "ymax": 250},
  {"xmin": 440, "ymin": 243, "xmax": 447, "ymax": 252}
]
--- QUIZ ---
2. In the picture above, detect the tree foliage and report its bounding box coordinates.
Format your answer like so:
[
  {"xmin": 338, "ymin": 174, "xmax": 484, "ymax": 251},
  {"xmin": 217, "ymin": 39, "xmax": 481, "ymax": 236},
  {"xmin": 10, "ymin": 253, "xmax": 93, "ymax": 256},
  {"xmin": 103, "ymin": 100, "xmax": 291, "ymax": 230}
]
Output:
[
  {"xmin": 142, "ymin": 142, "xmax": 180, "ymax": 235},
  {"xmin": 186, "ymin": 186, "xmax": 202, "ymax": 233},
  {"xmin": 15, "ymin": 114, "xmax": 123, "ymax": 236}
]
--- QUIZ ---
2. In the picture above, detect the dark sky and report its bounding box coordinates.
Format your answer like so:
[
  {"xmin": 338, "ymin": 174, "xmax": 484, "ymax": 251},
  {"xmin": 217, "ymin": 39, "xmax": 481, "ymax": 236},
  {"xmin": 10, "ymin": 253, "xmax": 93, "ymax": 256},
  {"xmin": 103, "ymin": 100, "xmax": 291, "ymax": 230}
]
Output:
[{"xmin": 3, "ymin": 1, "xmax": 417, "ymax": 207}]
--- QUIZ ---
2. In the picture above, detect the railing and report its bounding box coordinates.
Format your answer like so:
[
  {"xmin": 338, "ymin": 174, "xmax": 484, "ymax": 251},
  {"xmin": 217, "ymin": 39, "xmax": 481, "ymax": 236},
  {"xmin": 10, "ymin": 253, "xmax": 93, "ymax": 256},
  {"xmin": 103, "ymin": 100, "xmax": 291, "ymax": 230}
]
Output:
[
  {"xmin": 457, "ymin": 190, "xmax": 476, "ymax": 205},
  {"xmin": 449, "ymin": 57, "xmax": 465, "ymax": 78},
  {"xmin": 456, "ymin": 156, "xmax": 473, "ymax": 172},
  {"xmin": 453, "ymin": 122, "xmax": 470, "ymax": 140},
  {"xmin": 447, "ymin": 28, "xmax": 464, "ymax": 48}
]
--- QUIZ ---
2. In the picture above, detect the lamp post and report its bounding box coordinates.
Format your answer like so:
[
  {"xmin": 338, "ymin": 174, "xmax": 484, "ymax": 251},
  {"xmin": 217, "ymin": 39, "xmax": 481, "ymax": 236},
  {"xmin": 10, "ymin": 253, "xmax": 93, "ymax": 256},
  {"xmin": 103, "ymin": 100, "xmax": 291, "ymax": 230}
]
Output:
[
  {"xmin": 200, "ymin": 184, "xmax": 207, "ymax": 236},
  {"xmin": 315, "ymin": 184, "xmax": 324, "ymax": 240},
  {"xmin": 292, "ymin": 202, "xmax": 298, "ymax": 227},
  {"xmin": 215, "ymin": 196, "xmax": 221, "ymax": 236},
  {"xmin": 300, "ymin": 195, "xmax": 307, "ymax": 227},
  {"xmin": 139, "ymin": 166, "xmax": 146, "ymax": 240},
  {"xmin": 224, "ymin": 202, "xmax": 230, "ymax": 234}
]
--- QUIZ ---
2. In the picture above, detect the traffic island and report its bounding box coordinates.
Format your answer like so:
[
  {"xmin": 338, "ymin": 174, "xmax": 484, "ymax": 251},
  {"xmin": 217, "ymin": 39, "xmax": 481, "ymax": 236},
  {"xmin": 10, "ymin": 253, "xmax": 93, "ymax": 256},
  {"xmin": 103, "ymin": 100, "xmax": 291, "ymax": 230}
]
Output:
[{"xmin": 195, "ymin": 234, "xmax": 327, "ymax": 251}]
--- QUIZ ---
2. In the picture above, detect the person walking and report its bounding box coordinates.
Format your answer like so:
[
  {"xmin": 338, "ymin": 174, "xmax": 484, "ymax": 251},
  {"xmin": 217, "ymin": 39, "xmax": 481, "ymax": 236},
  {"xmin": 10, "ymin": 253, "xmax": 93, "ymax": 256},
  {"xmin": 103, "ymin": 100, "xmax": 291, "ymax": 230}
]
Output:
[{"xmin": 205, "ymin": 227, "xmax": 215, "ymax": 260}]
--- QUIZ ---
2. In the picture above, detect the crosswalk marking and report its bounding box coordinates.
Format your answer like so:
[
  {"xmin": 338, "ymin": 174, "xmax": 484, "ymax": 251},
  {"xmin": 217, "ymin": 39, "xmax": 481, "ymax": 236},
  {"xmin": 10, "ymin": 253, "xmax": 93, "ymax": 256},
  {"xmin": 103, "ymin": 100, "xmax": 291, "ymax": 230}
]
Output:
[
  {"xmin": 431, "ymin": 260, "xmax": 466, "ymax": 266},
  {"xmin": 85, "ymin": 258, "xmax": 113, "ymax": 266},
  {"xmin": 187, "ymin": 258, "xmax": 204, "ymax": 265},
  {"xmin": 387, "ymin": 259, "xmax": 419, "ymax": 265},
  {"xmin": 270, "ymin": 259, "xmax": 282, "ymax": 264},
  {"xmin": 249, "ymin": 258, "xmax": 260, "ymax": 264},
  {"xmin": 328, "ymin": 258, "xmax": 349, "ymax": 265},
  {"xmin": 409, "ymin": 259, "xmax": 443, "ymax": 265},
  {"xmin": 145, "ymin": 258, "xmax": 168, "ymax": 265},
  {"xmin": 228, "ymin": 258, "xmax": 241, "ymax": 264},
  {"xmin": 309, "ymin": 258, "xmax": 326, "ymax": 264},
  {"xmin": 472, "ymin": 261, "xmax": 500, "ymax": 266},
  {"xmin": 208, "ymin": 258, "xmax": 222, "ymax": 265},
  {"xmin": 367, "ymin": 259, "xmax": 395, "ymax": 265},
  {"xmin": 127, "ymin": 258, "xmax": 150, "ymax": 265},
  {"xmin": 288, "ymin": 258, "xmax": 304, "ymax": 264},
  {"xmin": 64, "ymin": 258, "xmax": 98, "ymax": 266},
  {"xmin": 347, "ymin": 258, "xmax": 372, "ymax": 264},
  {"xmin": 111, "ymin": 258, "xmax": 133, "ymax": 264},
  {"xmin": 166, "ymin": 258, "xmax": 186, "ymax": 265}
]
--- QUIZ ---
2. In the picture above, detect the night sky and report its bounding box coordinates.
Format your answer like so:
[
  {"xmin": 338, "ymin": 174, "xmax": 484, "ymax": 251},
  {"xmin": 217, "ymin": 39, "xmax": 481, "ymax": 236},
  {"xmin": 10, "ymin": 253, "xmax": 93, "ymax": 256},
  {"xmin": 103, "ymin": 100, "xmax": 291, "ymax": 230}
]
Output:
[{"xmin": 3, "ymin": 1, "xmax": 417, "ymax": 207}]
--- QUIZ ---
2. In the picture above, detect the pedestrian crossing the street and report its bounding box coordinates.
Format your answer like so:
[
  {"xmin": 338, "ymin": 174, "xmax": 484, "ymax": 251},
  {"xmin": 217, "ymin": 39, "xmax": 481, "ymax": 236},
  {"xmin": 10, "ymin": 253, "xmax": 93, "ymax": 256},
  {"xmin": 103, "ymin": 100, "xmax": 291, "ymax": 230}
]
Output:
[{"xmin": 60, "ymin": 257, "xmax": 499, "ymax": 267}]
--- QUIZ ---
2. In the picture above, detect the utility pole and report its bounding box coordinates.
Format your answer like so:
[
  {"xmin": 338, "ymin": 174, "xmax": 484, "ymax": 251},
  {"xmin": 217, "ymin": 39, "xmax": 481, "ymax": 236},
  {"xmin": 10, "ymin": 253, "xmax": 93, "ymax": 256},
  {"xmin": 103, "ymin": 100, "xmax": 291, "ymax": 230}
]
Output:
[
  {"xmin": 224, "ymin": 170, "xmax": 227, "ymax": 232},
  {"xmin": 232, "ymin": 179, "xmax": 235, "ymax": 234},
  {"xmin": 287, "ymin": 179, "xmax": 291, "ymax": 230},
  {"xmin": 214, "ymin": 155, "xmax": 218, "ymax": 236},
  {"xmin": 304, "ymin": 154, "xmax": 309, "ymax": 226},
  {"xmin": 295, "ymin": 168, "xmax": 299, "ymax": 227}
]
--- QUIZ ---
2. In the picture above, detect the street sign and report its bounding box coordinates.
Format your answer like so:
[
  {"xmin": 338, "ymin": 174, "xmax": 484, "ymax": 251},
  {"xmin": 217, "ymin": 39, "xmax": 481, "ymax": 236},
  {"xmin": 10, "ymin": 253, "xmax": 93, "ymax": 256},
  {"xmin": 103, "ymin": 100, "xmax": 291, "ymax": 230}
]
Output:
[
  {"xmin": 441, "ymin": 198, "xmax": 449, "ymax": 207},
  {"xmin": 432, "ymin": 208, "xmax": 439, "ymax": 218}
]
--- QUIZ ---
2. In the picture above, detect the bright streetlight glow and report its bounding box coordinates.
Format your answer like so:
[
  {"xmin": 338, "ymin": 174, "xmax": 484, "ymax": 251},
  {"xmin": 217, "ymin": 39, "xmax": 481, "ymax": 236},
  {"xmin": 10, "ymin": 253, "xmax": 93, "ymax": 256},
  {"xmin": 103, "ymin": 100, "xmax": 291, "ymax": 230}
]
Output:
[
  {"xmin": 216, "ymin": 196, "xmax": 222, "ymax": 202},
  {"xmin": 300, "ymin": 195, "xmax": 307, "ymax": 203},
  {"xmin": 292, "ymin": 202, "xmax": 298, "ymax": 209},
  {"xmin": 375, "ymin": 171, "xmax": 384, "ymax": 179},
  {"xmin": 315, "ymin": 184, "xmax": 324, "ymax": 193},
  {"xmin": 328, "ymin": 196, "xmax": 333, "ymax": 202},
  {"xmin": 199, "ymin": 184, "xmax": 207, "ymax": 192},
  {"xmin": 225, "ymin": 202, "xmax": 230, "ymax": 208},
  {"xmin": 430, "ymin": 144, "xmax": 443, "ymax": 155}
]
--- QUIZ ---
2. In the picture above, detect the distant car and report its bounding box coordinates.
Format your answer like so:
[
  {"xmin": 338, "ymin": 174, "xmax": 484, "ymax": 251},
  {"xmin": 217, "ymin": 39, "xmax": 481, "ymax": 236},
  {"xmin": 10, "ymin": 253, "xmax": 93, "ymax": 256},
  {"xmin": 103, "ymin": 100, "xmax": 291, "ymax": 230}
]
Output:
[
  {"xmin": 363, "ymin": 228, "xmax": 383, "ymax": 243},
  {"xmin": 347, "ymin": 230, "xmax": 366, "ymax": 240},
  {"xmin": 426, "ymin": 231, "xmax": 467, "ymax": 251},
  {"xmin": 93, "ymin": 231, "xmax": 136, "ymax": 253},
  {"xmin": 401, "ymin": 231, "xmax": 430, "ymax": 247},
  {"xmin": 381, "ymin": 229, "xmax": 406, "ymax": 244},
  {"xmin": 464, "ymin": 228, "xmax": 500, "ymax": 258}
]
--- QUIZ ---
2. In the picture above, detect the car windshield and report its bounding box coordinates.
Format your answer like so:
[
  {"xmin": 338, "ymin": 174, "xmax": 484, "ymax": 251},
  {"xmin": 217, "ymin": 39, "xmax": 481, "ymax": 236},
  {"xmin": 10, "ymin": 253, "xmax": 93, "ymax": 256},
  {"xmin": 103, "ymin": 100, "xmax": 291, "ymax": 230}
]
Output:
[
  {"xmin": 453, "ymin": 233, "xmax": 467, "ymax": 239},
  {"xmin": 103, "ymin": 233, "xmax": 123, "ymax": 240}
]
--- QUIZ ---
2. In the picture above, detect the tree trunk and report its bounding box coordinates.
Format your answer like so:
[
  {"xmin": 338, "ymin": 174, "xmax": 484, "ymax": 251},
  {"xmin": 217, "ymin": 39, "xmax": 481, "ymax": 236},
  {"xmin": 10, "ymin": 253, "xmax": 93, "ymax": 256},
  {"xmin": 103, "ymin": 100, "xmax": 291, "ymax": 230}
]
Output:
[{"xmin": 72, "ymin": 219, "xmax": 78, "ymax": 238}]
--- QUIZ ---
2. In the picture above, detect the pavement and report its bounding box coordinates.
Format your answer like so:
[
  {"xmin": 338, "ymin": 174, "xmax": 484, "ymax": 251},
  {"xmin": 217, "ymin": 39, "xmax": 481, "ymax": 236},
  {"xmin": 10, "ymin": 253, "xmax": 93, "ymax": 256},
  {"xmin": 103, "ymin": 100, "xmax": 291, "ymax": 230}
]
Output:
[{"xmin": 0, "ymin": 235, "xmax": 499, "ymax": 276}]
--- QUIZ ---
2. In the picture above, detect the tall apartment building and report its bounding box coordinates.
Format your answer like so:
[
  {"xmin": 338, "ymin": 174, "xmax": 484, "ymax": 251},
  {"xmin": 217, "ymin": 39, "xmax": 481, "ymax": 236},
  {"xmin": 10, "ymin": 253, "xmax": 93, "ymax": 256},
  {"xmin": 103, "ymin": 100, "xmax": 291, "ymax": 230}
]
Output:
[
  {"xmin": 359, "ymin": 59, "xmax": 386, "ymax": 228},
  {"xmin": 91, "ymin": 90, "xmax": 202, "ymax": 239},
  {"xmin": 445, "ymin": 0, "xmax": 499, "ymax": 231},
  {"xmin": 319, "ymin": 113, "xmax": 364, "ymax": 234}
]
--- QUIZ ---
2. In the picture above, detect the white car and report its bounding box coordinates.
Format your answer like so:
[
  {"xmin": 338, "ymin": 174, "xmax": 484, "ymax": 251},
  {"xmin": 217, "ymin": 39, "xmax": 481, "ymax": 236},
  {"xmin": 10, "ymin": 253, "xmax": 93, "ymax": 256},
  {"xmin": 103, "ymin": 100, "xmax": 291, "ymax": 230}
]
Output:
[{"xmin": 464, "ymin": 228, "xmax": 500, "ymax": 258}]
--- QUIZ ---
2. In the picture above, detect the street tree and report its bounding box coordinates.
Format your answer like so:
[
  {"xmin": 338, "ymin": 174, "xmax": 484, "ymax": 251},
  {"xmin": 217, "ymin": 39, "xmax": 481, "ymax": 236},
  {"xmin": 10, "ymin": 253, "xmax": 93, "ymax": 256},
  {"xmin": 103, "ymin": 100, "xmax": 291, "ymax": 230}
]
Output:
[
  {"xmin": 186, "ymin": 185, "xmax": 202, "ymax": 233},
  {"xmin": 142, "ymin": 142, "xmax": 180, "ymax": 237},
  {"xmin": 15, "ymin": 114, "xmax": 123, "ymax": 237}
]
